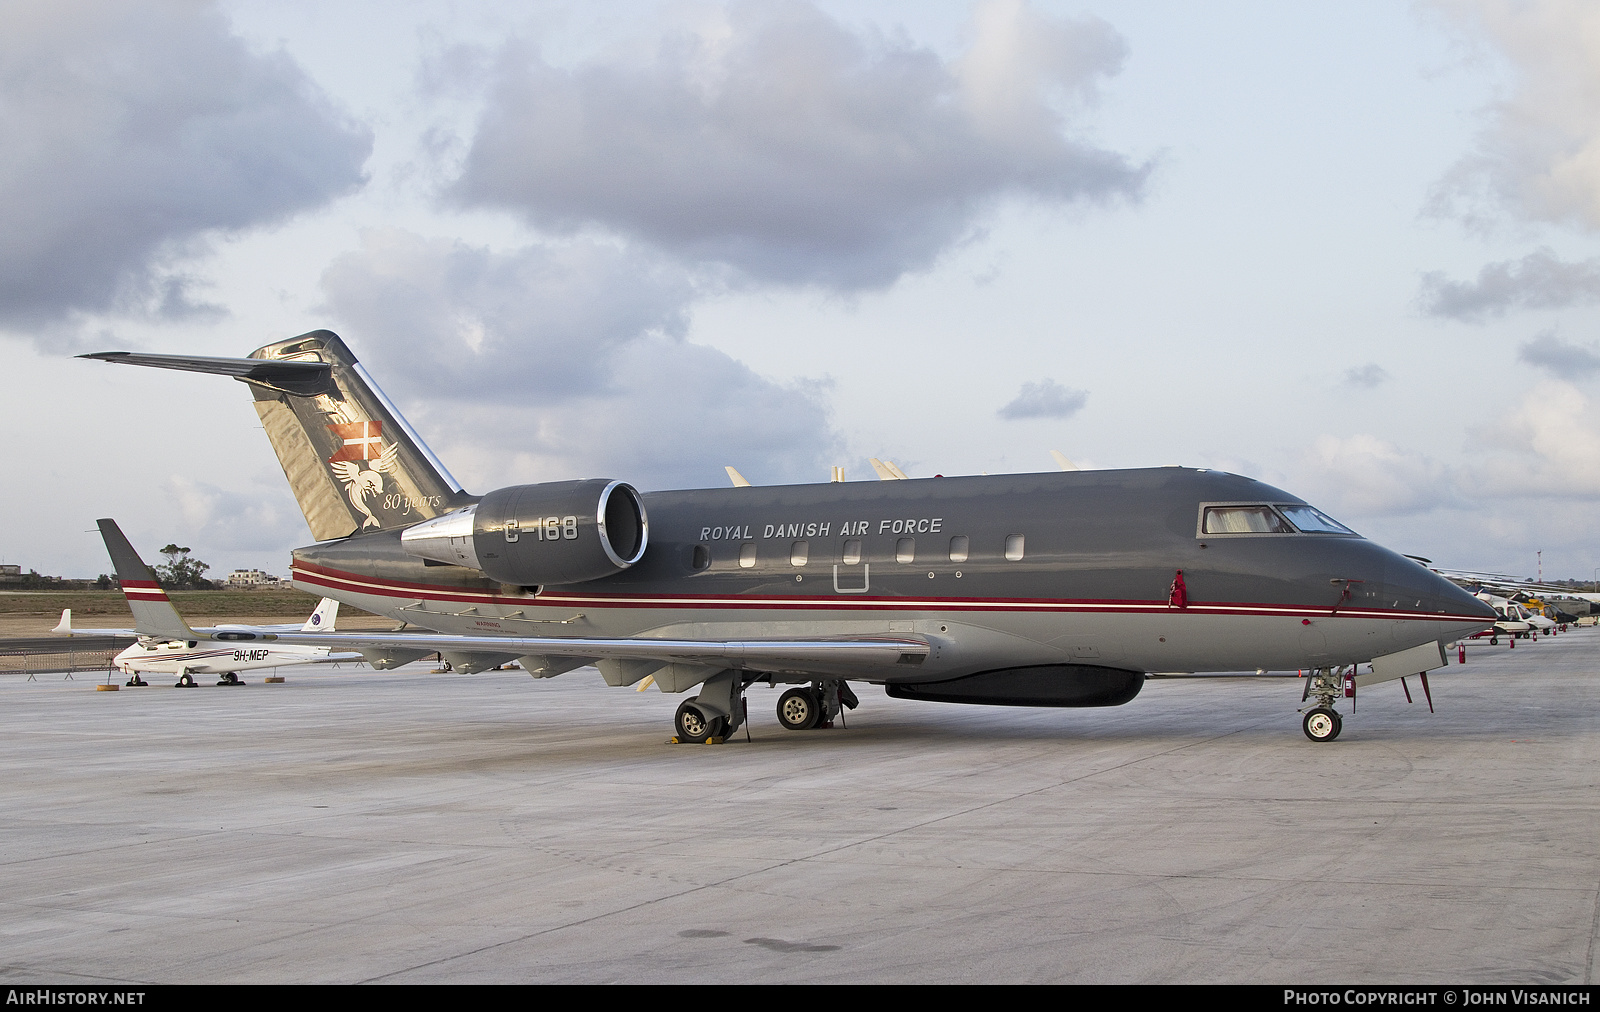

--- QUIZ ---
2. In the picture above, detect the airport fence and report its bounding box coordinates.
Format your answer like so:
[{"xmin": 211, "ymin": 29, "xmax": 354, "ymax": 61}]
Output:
[{"xmin": 0, "ymin": 636, "xmax": 134, "ymax": 677}]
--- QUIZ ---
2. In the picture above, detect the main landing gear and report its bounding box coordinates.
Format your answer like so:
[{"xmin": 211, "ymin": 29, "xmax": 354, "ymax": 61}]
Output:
[
  {"xmin": 1300, "ymin": 667, "xmax": 1345, "ymax": 742},
  {"xmin": 217, "ymin": 672, "xmax": 245, "ymax": 686},
  {"xmin": 673, "ymin": 670, "xmax": 749, "ymax": 744},
  {"xmin": 670, "ymin": 676, "xmax": 862, "ymax": 743},
  {"xmin": 175, "ymin": 670, "xmax": 198, "ymax": 688},
  {"xmin": 777, "ymin": 680, "xmax": 858, "ymax": 731}
]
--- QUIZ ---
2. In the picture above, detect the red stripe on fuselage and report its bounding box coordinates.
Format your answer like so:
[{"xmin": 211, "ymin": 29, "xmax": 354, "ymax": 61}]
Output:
[{"xmin": 289, "ymin": 561, "xmax": 1491, "ymax": 625}]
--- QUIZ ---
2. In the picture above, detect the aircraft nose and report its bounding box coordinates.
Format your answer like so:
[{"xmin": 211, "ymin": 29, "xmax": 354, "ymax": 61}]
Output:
[{"xmin": 1417, "ymin": 567, "xmax": 1496, "ymax": 622}]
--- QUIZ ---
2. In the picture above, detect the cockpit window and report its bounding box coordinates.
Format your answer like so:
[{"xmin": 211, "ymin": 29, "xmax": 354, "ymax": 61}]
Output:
[
  {"xmin": 1199, "ymin": 502, "xmax": 1361, "ymax": 537},
  {"xmin": 1202, "ymin": 506, "xmax": 1290, "ymax": 534},
  {"xmin": 1278, "ymin": 504, "xmax": 1356, "ymax": 535}
]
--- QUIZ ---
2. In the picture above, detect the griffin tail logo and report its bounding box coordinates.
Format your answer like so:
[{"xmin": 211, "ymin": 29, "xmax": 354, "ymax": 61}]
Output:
[{"xmin": 327, "ymin": 420, "xmax": 398, "ymax": 529}]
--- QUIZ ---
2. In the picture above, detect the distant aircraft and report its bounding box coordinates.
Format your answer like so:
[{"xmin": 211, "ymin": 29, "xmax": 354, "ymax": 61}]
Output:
[
  {"xmin": 57, "ymin": 520, "xmax": 360, "ymax": 686},
  {"xmin": 868, "ymin": 457, "xmax": 910, "ymax": 480},
  {"xmin": 82, "ymin": 331, "xmax": 1494, "ymax": 742}
]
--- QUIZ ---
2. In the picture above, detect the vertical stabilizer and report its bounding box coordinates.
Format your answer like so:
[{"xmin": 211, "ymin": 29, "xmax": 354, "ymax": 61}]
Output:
[
  {"xmin": 97, "ymin": 519, "xmax": 195, "ymax": 640},
  {"xmin": 81, "ymin": 331, "xmax": 471, "ymax": 541},
  {"xmin": 247, "ymin": 331, "xmax": 468, "ymax": 540},
  {"xmin": 301, "ymin": 598, "xmax": 341, "ymax": 633}
]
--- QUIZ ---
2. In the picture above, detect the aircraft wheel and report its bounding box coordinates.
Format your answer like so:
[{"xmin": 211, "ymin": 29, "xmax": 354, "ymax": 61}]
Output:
[
  {"xmin": 675, "ymin": 700, "xmax": 724, "ymax": 743},
  {"xmin": 777, "ymin": 688, "xmax": 821, "ymax": 731},
  {"xmin": 176, "ymin": 673, "xmax": 196, "ymax": 688},
  {"xmin": 1303, "ymin": 707, "xmax": 1342, "ymax": 743}
]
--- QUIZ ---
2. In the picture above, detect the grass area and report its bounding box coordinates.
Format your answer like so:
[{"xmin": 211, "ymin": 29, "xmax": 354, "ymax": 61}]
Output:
[{"xmin": 0, "ymin": 588, "xmax": 379, "ymax": 619}]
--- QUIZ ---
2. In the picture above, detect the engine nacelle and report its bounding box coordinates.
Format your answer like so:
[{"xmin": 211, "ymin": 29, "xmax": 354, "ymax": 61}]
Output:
[{"xmin": 400, "ymin": 479, "xmax": 647, "ymax": 587}]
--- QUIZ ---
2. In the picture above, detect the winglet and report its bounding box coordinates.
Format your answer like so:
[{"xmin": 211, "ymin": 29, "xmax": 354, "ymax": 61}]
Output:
[
  {"xmin": 96, "ymin": 519, "xmax": 195, "ymax": 640},
  {"xmin": 53, "ymin": 609, "xmax": 71, "ymax": 634},
  {"xmin": 301, "ymin": 597, "xmax": 341, "ymax": 632},
  {"xmin": 1051, "ymin": 450, "xmax": 1080, "ymax": 471},
  {"xmin": 725, "ymin": 466, "xmax": 752, "ymax": 487}
]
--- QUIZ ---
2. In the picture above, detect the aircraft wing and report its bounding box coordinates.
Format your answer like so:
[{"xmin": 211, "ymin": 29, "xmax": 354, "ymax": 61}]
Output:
[{"xmin": 254, "ymin": 630, "xmax": 931, "ymax": 681}]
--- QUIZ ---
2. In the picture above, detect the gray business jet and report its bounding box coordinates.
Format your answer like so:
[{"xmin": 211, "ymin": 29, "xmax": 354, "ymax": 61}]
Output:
[{"xmin": 82, "ymin": 332, "xmax": 1494, "ymax": 743}]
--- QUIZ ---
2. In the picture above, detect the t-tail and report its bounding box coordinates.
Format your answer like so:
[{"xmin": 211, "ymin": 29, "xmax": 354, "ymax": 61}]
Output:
[
  {"xmin": 80, "ymin": 331, "xmax": 471, "ymax": 541},
  {"xmin": 97, "ymin": 519, "xmax": 195, "ymax": 640}
]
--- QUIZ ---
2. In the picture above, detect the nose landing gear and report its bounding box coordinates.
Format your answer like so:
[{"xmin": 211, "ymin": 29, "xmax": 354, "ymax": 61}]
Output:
[
  {"xmin": 1300, "ymin": 667, "xmax": 1345, "ymax": 742},
  {"xmin": 1302, "ymin": 706, "xmax": 1342, "ymax": 742}
]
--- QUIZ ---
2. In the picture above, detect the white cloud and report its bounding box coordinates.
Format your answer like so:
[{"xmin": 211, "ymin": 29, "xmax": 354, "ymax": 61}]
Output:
[
  {"xmin": 320, "ymin": 228, "xmax": 694, "ymax": 400},
  {"xmin": 447, "ymin": 0, "xmax": 1146, "ymax": 289},
  {"xmin": 997, "ymin": 379, "xmax": 1088, "ymax": 420},
  {"xmin": 1419, "ymin": 248, "xmax": 1600, "ymax": 319},
  {"xmin": 320, "ymin": 229, "xmax": 841, "ymax": 491},
  {"xmin": 1429, "ymin": 0, "xmax": 1600, "ymax": 231},
  {"xmin": 1343, "ymin": 364, "xmax": 1390, "ymax": 388},
  {"xmin": 1517, "ymin": 330, "xmax": 1600, "ymax": 376},
  {"xmin": 1465, "ymin": 379, "xmax": 1600, "ymax": 497},
  {"xmin": 1298, "ymin": 434, "xmax": 1458, "ymax": 517},
  {"xmin": 0, "ymin": 1, "xmax": 371, "ymax": 339}
]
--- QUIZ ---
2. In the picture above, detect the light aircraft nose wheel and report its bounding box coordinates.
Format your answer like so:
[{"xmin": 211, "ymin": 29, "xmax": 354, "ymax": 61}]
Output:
[
  {"xmin": 675, "ymin": 700, "xmax": 725, "ymax": 743},
  {"xmin": 777, "ymin": 687, "xmax": 821, "ymax": 731},
  {"xmin": 1303, "ymin": 707, "xmax": 1342, "ymax": 743}
]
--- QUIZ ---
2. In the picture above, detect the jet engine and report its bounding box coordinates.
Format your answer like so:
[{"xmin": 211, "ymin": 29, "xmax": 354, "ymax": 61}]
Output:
[{"xmin": 400, "ymin": 478, "xmax": 647, "ymax": 587}]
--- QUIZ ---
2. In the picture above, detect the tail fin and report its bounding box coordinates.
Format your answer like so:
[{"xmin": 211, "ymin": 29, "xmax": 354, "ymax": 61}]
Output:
[
  {"xmin": 81, "ymin": 331, "xmax": 470, "ymax": 541},
  {"xmin": 302, "ymin": 597, "xmax": 340, "ymax": 632},
  {"xmin": 53, "ymin": 609, "xmax": 72, "ymax": 634},
  {"xmin": 97, "ymin": 519, "xmax": 195, "ymax": 640}
]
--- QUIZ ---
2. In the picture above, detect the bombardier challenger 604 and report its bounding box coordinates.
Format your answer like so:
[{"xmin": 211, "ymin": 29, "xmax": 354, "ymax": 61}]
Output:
[{"xmin": 83, "ymin": 332, "xmax": 1494, "ymax": 743}]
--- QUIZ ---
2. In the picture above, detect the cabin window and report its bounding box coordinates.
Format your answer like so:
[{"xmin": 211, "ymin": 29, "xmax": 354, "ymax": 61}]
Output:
[
  {"xmin": 1004, "ymin": 534, "xmax": 1025, "ymax": 561},
  {"xmin": 790, "ymin": 541, "xmax": 809, "ymax": 566},
  {"xmin": 1203, "ymin": 506, "xmax": 1290, "ymax": 535},
  {"xmin": 948, "ymin": 536, "xmax": 969, "ymax": 562},
  {"xmin": 842, "ymin": 539, "xmax": 862, "ymax": 565},
  {"xmin": 691, "ymin": 545, "xmax": 710, "ymax": 570},
  {"xmin": 896, "ymin": 538, "xmax": 915, "ymax": 563},
  {"xmin": 1279, "ymin": 505, "xmax": 1356, "ymax": 535},
  {"xmin": 739, "ymin": 543, "xmax": 757, "ymax": 568}
]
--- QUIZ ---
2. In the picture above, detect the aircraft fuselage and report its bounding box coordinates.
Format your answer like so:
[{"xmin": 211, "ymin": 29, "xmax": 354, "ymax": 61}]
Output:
[{"xmin": 289, "ymin": 467, "xmax": 1491, "ymax": 682}]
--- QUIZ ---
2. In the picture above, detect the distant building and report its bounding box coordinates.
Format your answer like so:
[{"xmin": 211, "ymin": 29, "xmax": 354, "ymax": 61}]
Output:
[
  {"xmin": 226, "ymin": 569, "xmax": 285, "ymax": 588},
  {"xmin": 0, "ymin": 564, "xmax": 21, "ymax": 584}
]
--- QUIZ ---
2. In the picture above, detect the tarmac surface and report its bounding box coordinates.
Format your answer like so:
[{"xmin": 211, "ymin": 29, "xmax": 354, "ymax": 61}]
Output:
[{"xmin": 1, "ymin": 631, "xmax": 1596, "ymax": 984}]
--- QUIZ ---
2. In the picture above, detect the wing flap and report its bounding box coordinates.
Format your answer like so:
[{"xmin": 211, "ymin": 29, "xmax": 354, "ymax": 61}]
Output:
[{"xmin": 259, "ymin": 631, "xmax": 929, "ymax": 678}]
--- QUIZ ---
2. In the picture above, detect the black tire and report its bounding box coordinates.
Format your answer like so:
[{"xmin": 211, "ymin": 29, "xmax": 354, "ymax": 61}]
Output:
[
  {"xmin": 675, "ymin": 700, "xmax": 725, "ymax": 743},
  {"xmin": 1303, "ymin": 707, "xmax": 1342, "ymax": 742},
  {"xmin": 777, "ymin": 688, "xmax": 820, "ymax": 731}
]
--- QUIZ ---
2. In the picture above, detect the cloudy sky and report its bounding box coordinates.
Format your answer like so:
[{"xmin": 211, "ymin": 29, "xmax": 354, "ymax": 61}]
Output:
[{"xmin": 5, "ymin": 0, "xmax": 1600, "ymax": 582}]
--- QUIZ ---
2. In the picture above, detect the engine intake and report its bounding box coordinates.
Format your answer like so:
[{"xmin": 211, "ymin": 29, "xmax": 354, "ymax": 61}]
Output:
[{"xmin": 401, "ymin": 479, "xmax": 647, "ymax": 587}]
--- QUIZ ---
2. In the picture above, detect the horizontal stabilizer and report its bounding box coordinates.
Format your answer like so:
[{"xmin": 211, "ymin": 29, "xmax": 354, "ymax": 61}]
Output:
[{"xmin": 79, "ymin": 351, "xmax": 333, "ymax": 396}]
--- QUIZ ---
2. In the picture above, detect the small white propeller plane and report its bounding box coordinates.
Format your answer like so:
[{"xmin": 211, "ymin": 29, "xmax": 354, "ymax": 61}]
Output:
[{"xmin": 57, "ymin": 520, "xmax": 362, "ymax": 687}]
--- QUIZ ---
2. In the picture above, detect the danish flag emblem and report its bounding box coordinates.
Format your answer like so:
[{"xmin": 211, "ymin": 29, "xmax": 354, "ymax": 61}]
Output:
[{"xmin": 328, "ymin": 421, "xmax": 383, "ymax": 462}]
